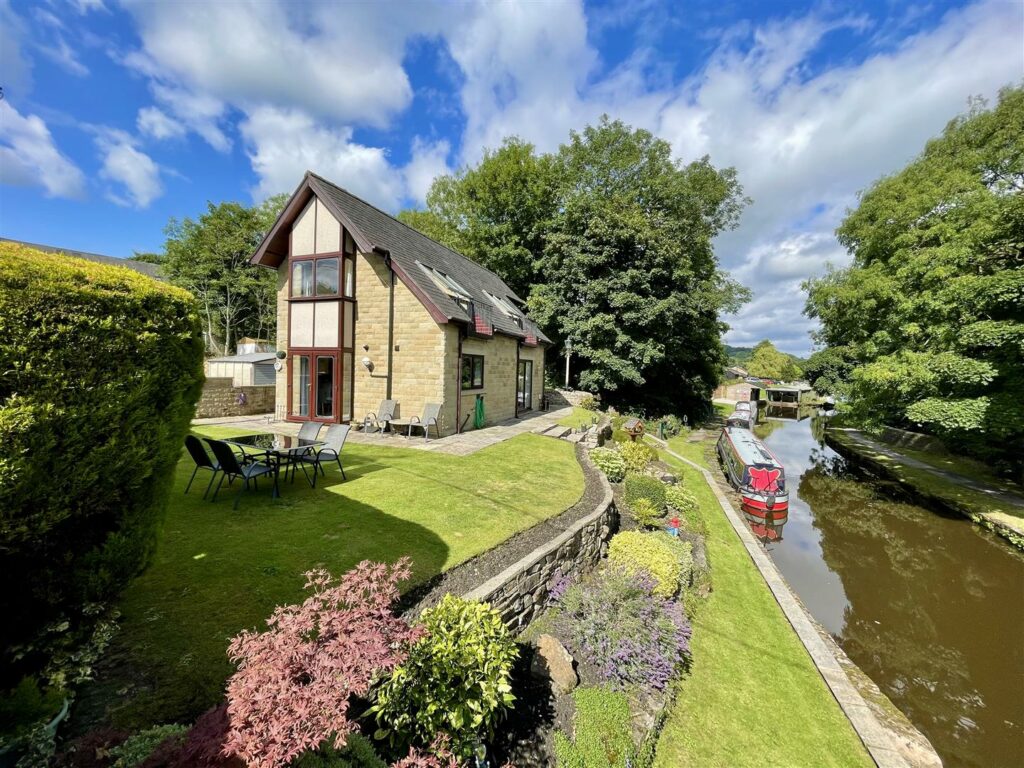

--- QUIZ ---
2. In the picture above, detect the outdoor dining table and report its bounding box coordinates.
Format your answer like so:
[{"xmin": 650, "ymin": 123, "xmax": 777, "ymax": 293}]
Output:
[{"xmin": 221, "ymin": 432, "xmax": 325, "ymax": 497}]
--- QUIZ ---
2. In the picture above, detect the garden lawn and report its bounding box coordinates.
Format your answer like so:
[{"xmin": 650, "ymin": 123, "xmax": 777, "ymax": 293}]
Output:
[
  {"xmin": 654, "ymin": 451, "xmax": 872, "ymax": 768},
  {"xmin": 557, "ymin": 406, "xmax": 597, "ymax": 429},
  {"xmin": 662, "ymin": 434, "xmax": 710, "ymax": 468},
  {"xmin": 79, "ymin": 430, "xmax": 583, "ymax": 730}
]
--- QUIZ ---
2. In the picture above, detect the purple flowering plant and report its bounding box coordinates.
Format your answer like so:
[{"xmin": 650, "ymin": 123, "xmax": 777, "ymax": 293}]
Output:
[{"xmin": 552, "ymin": 565, "xmax": 691, "ymax": 691}]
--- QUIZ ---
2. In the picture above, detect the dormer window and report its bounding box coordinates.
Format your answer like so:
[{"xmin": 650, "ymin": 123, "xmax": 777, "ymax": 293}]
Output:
[{"xmin": 485, "ymin": 291, "xmax": 524, "ymax": 328}]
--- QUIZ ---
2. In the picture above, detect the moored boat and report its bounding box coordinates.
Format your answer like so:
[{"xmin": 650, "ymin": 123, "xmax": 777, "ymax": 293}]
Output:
[{"xmin": 716, "ymin": 425, "xmax": 789, "ymax": 514}]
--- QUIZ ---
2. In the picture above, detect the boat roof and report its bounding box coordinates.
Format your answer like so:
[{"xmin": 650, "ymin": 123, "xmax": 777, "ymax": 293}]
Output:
[{"xmin": 723, "ymin": 426, "xmax": 783, "ymax": 469}]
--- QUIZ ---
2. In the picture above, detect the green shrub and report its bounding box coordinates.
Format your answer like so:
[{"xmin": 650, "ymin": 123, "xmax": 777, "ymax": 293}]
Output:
[
  {"xmin": 371, "ymin": 595, "xmax": 518, "ymax": 759},
  {"xmin": 662, "ymin": 537, "xmax": 694, "ymax": 590},
  {"xmin": 666, "ymin": 485, "xmax": 699, "ymax": 516},
  {"xmin": 294, "ymin": 734, "xmax": 387, "ymax": 767},
  {"xmin": 0, "ymin": 244, "xmax": 203, "ymax": 686},
  {"xmin": 629, "ymin": 498, "xmax": 662, "ymax": 529},
  {"xmin": 607, "ymin": 531, "xmax": 683, "ymax": 598},
  {"xmin": 109, "ymin": 724, "xmax": 188, "ymax": 768},
  {"xmin": 579, "ymin": 394, "xmax": 600, "ymax": 411},
  {"xmin": 619, "ymin": 440, "xmax": 657, "ymax": 474},
  {"xmin": 554, "ymin": 686, "xmax": 635, "ymax": 768},
  {"xmin": 658, "ymin": 414, "xmax": 684, "ymax": 437},
  {"xmin": 590, "ymin": 447, "xmax": 626, "ymax": 483},
  {"xmin": 623, "ymin": 474, "xmax": 667, "ymax": 511}
]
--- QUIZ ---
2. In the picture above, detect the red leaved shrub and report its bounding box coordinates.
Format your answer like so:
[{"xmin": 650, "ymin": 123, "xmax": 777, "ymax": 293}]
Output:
[
  {"xmin": 223, "ymin": 559, "xmax": 424, "ymax": 768},
  {"xmin": 54, "ymin": 727, "xmax": 129, "ymax": 768},
  {"xmin": 135, "ymin": 704, "xmax": 242, "ymax": 768}
]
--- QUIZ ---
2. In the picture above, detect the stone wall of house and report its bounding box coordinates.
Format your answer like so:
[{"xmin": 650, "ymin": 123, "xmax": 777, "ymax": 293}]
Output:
[
  {"xmin": 462, "ymin": 463, "xmax": 616, "ymax": 631},
  {"xmin": 455, "ymin": 335, "xmax": 547, "ymax": 431},
  {"xmin": 352, "ymin": 252, "xmax": 449, "ymax": 429},
  {"xmin": 195, "ymin": 377, "xmax": 275, "ymax": 418}
]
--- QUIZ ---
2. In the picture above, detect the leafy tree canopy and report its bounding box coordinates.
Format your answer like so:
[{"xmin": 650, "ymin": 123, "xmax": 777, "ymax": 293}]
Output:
[
  {"xmin": 162, "ymin": 194, "xmax": 287, "ymax": 354},
  {"xmin": 804, "ymin": 85, "xmax": 1024, "ymax": 475},
  {"xmin": 402, "ymin": 117, "xmax": 750, "ymax": 416},
  {"xmin": 746, "ymin": 339, "xmax": 803, "ymax": 380}
]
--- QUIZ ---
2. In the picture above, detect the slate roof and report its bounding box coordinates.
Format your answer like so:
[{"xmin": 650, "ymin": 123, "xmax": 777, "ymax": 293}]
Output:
[
  {"xmin": 252, "ymin": 171, "xmax": 550, "ymax": 344},
  {"xmin": 0, "ymin": 238, "xmax": 164, "ymax": 279}
]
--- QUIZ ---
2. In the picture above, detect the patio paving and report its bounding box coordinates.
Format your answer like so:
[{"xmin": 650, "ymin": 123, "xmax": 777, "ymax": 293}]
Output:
[{"xmin": 191, "ymin": 406, "xmax": 577, "ymax": 456}]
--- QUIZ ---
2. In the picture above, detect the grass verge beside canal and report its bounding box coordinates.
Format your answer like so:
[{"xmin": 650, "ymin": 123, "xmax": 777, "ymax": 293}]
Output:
[
  {"xmin": 826, "ymin": 429, "xmax": 1024, "ymax": 550},
  {"xmin": 653, "ymin": 451, "xmax": 873, "ymax": 768}
]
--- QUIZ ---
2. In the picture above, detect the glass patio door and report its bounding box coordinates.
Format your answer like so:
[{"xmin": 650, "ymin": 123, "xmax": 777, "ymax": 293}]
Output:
[
  {"xmin": 517, "ymin": 360, "xmax": 533, "ymax": 412},
  {"xmin": 290, "ymin": 353, "xmax": 338, "ymax": 422}
]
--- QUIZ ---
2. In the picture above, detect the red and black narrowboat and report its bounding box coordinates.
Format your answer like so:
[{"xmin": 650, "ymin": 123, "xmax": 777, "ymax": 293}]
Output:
[{"xmin": 716, "ymin": 425, "xmax": 789, "ymax": 518}]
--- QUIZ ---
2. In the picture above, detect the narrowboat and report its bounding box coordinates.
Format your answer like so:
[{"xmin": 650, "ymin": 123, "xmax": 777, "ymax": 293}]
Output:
[
  {"xmin": 725, "ymin": 409, "xmax": 755, "ymax": 430},
  {"xmin": 716, "ymin": 426, "xmax": 789, "ymax": 515}
]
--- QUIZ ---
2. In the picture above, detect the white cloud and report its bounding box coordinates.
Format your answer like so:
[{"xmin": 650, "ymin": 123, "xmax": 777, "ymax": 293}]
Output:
[
  {"xmin": 0, "ymin": 100, "xmax": 85, "ymax": 198},
  {"xmin": 31, "ymin": 6, "xmax": 90, "ymax": 76},
  {"xmin": 148, "ymin": 83, "xmax": 231, "ymax": 152},
  {"xmin": 240, "ymin": 105, "xmax": 404, "ymax": 209},
  {"xmin": 119, "ymin": 0, "xmax": 441, "ymax": 127},
  {"xmin": 71, "ymin": 0, "xmax": 108, "ymax": 13},
  {"xmin": 136, "ymin": 106, "xmax": 186, "ymax": 140},
  {"xmin": 404, "ymin": 138, "xmax": 451, "ymax": 204},
  {"xmin": 95, "ymin": 129, "xmax": 163, "ymax": 207}
]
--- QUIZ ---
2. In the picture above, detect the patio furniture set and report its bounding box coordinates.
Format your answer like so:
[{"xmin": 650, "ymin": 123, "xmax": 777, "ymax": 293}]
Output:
[
  {"xmin": 184, "ymin": 422, "xmax": 350, "ymax": 509},
  {"xmin": 184, "ymin": 400, "xmax": 440, "ymax": 508}
]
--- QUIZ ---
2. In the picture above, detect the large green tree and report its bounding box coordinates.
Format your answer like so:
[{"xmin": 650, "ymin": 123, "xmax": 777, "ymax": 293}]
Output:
[
  {"xmin": 804, "ymin": 85, "xmax": 1024, "ymax": 475},
  {"xmin": 402, "ymin": 118, "xmax": 749, "ymax": 416},
  {"xmin": 162, "ymin": 195, "xmax": 286, "ymax": 354},
  {"xmin": 746, "ymin": 340, "xmax": 802, "ymax": 380}
]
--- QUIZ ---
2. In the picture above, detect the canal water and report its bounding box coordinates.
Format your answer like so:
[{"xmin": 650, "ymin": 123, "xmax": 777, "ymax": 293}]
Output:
[{"xmin": 749, "ymin": 413, "xmax": 1024, "ymax": 768}]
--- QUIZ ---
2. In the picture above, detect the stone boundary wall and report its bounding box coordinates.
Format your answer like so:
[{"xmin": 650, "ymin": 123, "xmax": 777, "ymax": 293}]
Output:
[
  {"xmin": 878, "ymin": 426, "xmax": 947, "ymax": 455},
  {"xmin": 463, "ymin": 452, "xmax": 616, "ymax": 631},
  {"xmin": 195, "ymin": 377, "xmax": 275, "ymax": 419}
]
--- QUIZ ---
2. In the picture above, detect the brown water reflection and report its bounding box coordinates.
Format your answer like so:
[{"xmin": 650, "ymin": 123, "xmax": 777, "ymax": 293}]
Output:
[{"xmin": 755, "ymin": 416, "xmax": 1024, "ymax": 768}]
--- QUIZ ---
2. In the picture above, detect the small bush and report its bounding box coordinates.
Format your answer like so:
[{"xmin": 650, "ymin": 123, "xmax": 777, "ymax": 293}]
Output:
[
  {"xmin": 629, "ymin": 498, "xmax": 662, "ymax": 529},
  {"xmin": 371, "ymin": 595, "xmax": 518, "ymax": 760},
  {"xmin": 557, "ymin": 567, "xmax": 691, "ymax": 690},
  {"xmin": 293, "ymin": 734, "xmax": 387, "ymax": 768},
  {"xmin": 224, "ymin": 560, "xmax": 423, "ymax": 768},
  {"xmin": 662, "ymin": 415, "xmax": 684, "ymax": 437},
  {"xmin": 623, "ymin": 474, "xmax": 667, "ymax": 511},
  {"xmin": 579, "ymin": 394, "xmax": 600, "ymax": 411},
  {"xmin": 666, "ymin": 485, "xmax": 699, "ymax": 516},
  {"xmin": 109, "ymin": 725, "xmax": 188, "ymax": 768},
  {"xmin": 619, "ymin": 441, "xmax": 657, "ymax": 474},
  {"xmin": 608, "ymin": 532, "xmax": 682, "ymax": 598},
  {"xmin": 662, "ymin": 537, "xmax": 694, "ymax": 591},
  {"xmin": 553, "ymin": 686, "xmax": 634, "ymax": 768},
  {"xmin": 590, "ymin": 448, "xmax": 626, "ymax": 483},
  {"xmin": 0, "ymin": 243, "xmax": 204, "ymax": 682}
]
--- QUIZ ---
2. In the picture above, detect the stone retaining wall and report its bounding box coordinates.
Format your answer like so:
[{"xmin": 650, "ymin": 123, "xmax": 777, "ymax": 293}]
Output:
[
  {"xmin": 195, "ymin": 377, "xmax": 275, "ymax": 418},
  {"xmin": 463, "ymin": 455, "xmax": 616, "ymax": 631}
]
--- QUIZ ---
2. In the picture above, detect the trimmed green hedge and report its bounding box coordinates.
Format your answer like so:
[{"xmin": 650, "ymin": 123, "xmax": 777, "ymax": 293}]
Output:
[{"xmin": 0, "ymin": 244, "xmax": 203, "ymax": 682}]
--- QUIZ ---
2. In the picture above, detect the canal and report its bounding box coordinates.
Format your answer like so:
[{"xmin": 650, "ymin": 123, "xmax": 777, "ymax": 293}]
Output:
[{"xmin": 750, "ymin": 414, "xmax": 1024, "ymax": 768}]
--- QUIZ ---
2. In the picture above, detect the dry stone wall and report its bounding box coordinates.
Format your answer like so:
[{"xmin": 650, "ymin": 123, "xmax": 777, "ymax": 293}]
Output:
[
  {"xmin": 195, "ymin": 377, "xmax": 275, "ymax": 418},
  {"xmin": 463, "ymin": 456, "xmax": 616, "ymax": 631}
]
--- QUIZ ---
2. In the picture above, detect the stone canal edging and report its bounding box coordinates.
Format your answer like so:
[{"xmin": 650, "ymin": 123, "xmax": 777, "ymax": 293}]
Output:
[
  {"xmin": 462, "ymin": 448, "xmax": 616, "ymax": 629},
  {"xmin": 647, "ymin": 434, "xmax": 920, "ymax": 768}
]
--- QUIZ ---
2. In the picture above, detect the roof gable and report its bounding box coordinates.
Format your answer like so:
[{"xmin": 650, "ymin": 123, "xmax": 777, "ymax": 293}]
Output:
[{"xmin": 251, "ymin": 171, "xmax": 549, "ymax": 343}]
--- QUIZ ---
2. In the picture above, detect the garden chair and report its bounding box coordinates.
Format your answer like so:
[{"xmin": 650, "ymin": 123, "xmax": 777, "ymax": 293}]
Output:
[
  {"xmin": 390, "ymin": 403, "xmax": 442, "ymax": 442},
  {"xmin": 205, "ymin": 438, "xmax": 277, "ymax": 510},
  {"xmin": 362, "ymin": 400, "xmax": 398, "ymax": 434},
  {"xmin": 184, "ymin": 435, "xmax": 222, "ymax": 499},
  {"xmin": 293, "ymin": 424, "xmax": 351, "ymax": 487},
  {"xmin": 279, "ymin": 421, "xmax": 322, "ymax": 482}
]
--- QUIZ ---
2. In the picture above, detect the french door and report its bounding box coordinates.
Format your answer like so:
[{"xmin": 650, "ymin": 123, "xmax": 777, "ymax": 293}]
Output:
[
  {"xmin": 517, "ymin": 360, "xmax": 533, "ymax": 413},
  {"xmin": 290, "ymin": 352, "xmax": 339, "ymax": 422}
]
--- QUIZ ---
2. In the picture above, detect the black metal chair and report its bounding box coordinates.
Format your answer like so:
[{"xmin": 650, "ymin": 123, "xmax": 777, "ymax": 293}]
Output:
[
  {"xmin": 184, "ymin": 435, "xmax": 221, "ymax": 499},
  {"xmin": 293, "ymin": 424, "xmax": 351, "ymax": 486},
  {"xmin": 205, "ymin": 438, "xmax": 277, "ymax": 509}
]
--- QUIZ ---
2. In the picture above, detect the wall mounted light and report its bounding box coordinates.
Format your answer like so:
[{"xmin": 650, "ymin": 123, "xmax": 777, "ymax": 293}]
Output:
[{"xmin": 361, "ymin": 357, "xmax": 374, "ymax": 372}]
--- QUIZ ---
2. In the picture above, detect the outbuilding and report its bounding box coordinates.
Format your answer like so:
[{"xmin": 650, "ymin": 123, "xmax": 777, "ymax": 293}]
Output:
[{"xmin": 204, "ymin": 353, "xmax": 277, "ymax": 387}]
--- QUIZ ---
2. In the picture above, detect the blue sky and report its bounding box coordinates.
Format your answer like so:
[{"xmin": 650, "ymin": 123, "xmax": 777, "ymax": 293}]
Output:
[{"xmin": 1, "ymin": 0, "xmax": 1021, "ymax": 355}]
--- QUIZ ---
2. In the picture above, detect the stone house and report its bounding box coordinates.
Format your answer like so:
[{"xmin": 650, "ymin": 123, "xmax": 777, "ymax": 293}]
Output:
[{"xmin": 250, "ymin": 171, "xmax": 550, "ymax": 435}]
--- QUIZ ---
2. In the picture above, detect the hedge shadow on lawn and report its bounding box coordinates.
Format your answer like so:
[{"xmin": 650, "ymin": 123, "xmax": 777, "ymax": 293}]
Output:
[{"xmin": 72, "ymin": 448, "xmax": 451, "ymax": 733}]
